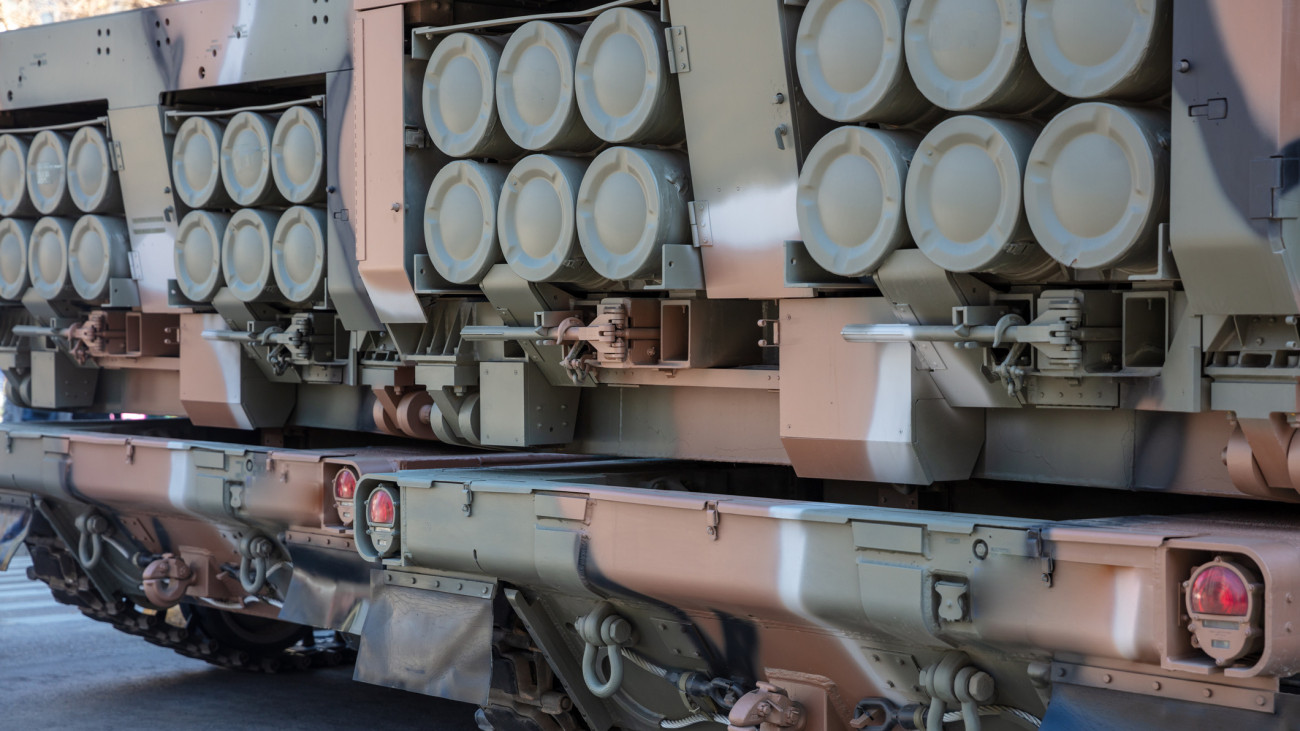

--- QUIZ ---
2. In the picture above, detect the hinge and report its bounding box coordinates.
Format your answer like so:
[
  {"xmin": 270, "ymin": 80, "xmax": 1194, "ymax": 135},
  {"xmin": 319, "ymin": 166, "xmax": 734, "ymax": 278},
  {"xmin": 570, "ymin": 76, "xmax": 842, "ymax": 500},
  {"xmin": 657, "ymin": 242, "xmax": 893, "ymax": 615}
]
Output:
[
  {"xmin": 665, "ymin": 26, "xmax": 690, "ymax": 74},
  {"xmin": 462, "ymin": 484, "xmax": 474, "ymax": 516},
  {"xmin": 110, "ymin": 140, "xmax": 125, "ymax": 171},
  {"xmin": 688, "ymin": 200, "xmax": 712, "ymax": 247},
  {"xmin": 124, "ymin": 443, "xmax": 134, "ymax": 465},
  {"xmin": 705, "ymin": 501, "xmax": 719, "ymax": 540},
  {"xmin": 332, "ymin": 208, "xmax": 349, "ymax": 221},
  {"xmin": 1028, "ymin": 527, "xmax": 1054, "ymax": 587}
]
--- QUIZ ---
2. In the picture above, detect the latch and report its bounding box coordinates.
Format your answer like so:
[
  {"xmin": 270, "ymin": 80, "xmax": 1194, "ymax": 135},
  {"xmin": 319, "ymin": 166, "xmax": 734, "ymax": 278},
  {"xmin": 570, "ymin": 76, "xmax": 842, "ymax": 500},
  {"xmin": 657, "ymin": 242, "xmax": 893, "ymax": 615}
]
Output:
[
  {"xmin": 1028, "ymin": 527, "xmax": 1054, "ymax": 587},
  {"xmin": 934, "ymin": 579, "xmax": 969, "ymax": 623},
  {"xmin": 665, "ymin": 26, "xmax": 690, "ymax": 73},
  {"xmin": 705, "ymin": 501, "xmax": 720, "ymax": 540},
  {"xmin": 462, "ymin": 484, "xmax": 474, "ymax": 516},
  {"xmin": 1188, "ymin": 98, "xmax": 1228, "ymax": 120}
]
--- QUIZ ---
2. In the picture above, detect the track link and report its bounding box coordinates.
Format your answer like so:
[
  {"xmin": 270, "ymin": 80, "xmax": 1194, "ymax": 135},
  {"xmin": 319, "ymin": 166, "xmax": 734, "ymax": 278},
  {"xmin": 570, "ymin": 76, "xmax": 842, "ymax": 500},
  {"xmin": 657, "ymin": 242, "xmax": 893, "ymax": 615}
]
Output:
[{"xmin": 23, "ymin": 533, "xmax": 354, "ymax": 673}]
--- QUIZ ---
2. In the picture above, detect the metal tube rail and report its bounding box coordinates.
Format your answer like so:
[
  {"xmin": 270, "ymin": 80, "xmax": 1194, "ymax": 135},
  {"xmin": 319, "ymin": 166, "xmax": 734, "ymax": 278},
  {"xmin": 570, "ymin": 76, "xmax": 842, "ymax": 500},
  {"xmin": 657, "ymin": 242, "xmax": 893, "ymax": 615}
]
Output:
[
  {"xmin": 165, "ymin": 95, "xmax": 325, "ymax": 120},
  {"xmin": 0, "ymin": 116, "xmax": 110, "ymax": 135},
  {"xmin": 412, "ymin": 0, "xmax": 656, "ymax": 37}
]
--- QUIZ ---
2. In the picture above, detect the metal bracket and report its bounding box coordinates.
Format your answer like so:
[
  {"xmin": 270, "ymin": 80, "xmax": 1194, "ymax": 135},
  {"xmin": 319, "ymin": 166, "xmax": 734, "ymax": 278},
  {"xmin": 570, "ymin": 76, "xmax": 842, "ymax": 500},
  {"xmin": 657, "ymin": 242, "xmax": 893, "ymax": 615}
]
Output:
[
  {"xmin": 1051, "ymin": 662, "xmax": 1274, "ymax": 713},
  {"xmin": 666, "ymin": 26, "xmax": 690, "ymax": 73},
  {"xmin": 384, "ymin": 570, "xmax": 496, "ymax": 599},
  {"xmin": 403, "ymin": 125, "xmax": 429, "ymax": 149}
]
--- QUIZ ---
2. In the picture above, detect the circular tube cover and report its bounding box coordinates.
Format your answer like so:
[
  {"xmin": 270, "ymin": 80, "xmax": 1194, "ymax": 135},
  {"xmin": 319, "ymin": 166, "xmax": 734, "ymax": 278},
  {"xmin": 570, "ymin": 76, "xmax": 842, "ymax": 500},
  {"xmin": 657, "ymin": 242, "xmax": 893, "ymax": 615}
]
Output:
[
  {"xmin": 27, "ymin": 216, "xmax": 75, "ymax": 300},
  {"xmin": 575, "ymin": 8, "xmax": 685, "ymax": 144},
  {"xmin": 499, "ymin": 154, "xmax": 607, "ymax": 286},
  {"xmin": 221, "ymin": 208, "xmax": 280, "ymax": 302},
  {"xmin": 423, "ymin": 33, "xmax": 521, "ymax": 159},
  {"xmin": 904, "ymin": 0, "xmax": 1055, "ymax": 112},
  {"xmin": 496, "ymin": 21, "xmax": 602, "ymax": 153},
  {"xmin": 576, "ymin": 146, "xmax": 692, "ymax": 281},
  {"xmin": 0, "ymin": 135, "xmax": 35, "ymax": 217},
  {"xmin": 68, "ymin": 214, "xmax": 130, "ymax": 302},
  {"xmin": 424, "ymin": 160, "xmax": 510, "ymax": 286},
  {"xmin": 906, "ymin": 115, "xmax": 1054, "ymax": 278},
  {"xmin": 796, "ymin": 0, "xmax": 932, "ymax": 124},
  {"xmin": 1025, "ymin": 102, "xmax": 1169, "ymax": 271},
  {"xmin": 1025, "ymin": 0, "xmax": 1172, "ymax": 100},
  {"xmin": 798, "ymin": 126, "xmax": 921, "ymax": 277},
  {"xmin": 173, "ymin": 117, "xmax": 234, "ymax": 209},
  {"xmin": 221, "ymin": 112, "xmax": 283, "ymax": 207},
  {"xmin": 272, "ymin": 206, "xmax": 328, "ymax": 303},
  {"xmin": 174, "ymin": 209, "xmax": 230, "ymax": 303},
  {"xmin": 271, "ymin": 106, "xmax": 328, "ymax": 204},
  {"xmin": 67, "ymin": 127, "xmax": 122, "ymax": 214},
  {"xmin": 0, "ymin": 218, "xmax": 33, "ymax": 300},
  {"xmin": 26, "ymin": 130, "xmax": 75, "ymax": 216}
]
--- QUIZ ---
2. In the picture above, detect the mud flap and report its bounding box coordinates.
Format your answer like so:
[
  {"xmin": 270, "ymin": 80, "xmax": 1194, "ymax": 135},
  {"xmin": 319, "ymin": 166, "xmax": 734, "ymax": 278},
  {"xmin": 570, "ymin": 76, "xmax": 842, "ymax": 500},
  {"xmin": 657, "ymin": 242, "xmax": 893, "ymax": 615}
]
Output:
[
  {"xmin": 0, "ymin": 502, "xmax": 31, "ymax": 571},
  {"xmin": 279, "ymin": 544, "xmax": 375, "ymax": 634},
  {"xmin": 353, "ymin": 570, "xmax": 493, "ymax": 705},
  {"xmin": 1042, "ymin": 683, "xmax": 1300, "ymax": 730}
]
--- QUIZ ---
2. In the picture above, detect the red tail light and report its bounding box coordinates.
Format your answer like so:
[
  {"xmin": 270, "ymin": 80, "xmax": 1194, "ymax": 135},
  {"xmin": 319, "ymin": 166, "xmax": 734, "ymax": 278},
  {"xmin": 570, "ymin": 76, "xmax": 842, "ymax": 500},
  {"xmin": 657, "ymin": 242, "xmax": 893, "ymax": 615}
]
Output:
[
  {"xmin": 368, "ymin": 487, "xmax": 396, "ymax": 526},
  {"xmin": 333, "ymin": 468, "xmax": 358, "ymax": 500},
  {"xmin": 1189, "ymin": 564, "xmax": 1250, "ymax": 616}
]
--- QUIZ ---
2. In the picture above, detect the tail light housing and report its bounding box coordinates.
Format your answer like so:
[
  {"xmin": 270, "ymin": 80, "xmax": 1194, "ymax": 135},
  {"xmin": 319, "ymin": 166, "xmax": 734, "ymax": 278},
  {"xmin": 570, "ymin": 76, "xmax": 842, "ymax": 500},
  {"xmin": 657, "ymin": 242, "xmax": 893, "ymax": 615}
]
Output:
[
  {"xmin": 1184, "ymin": 556, "xmax": 1263, "ymax": 666},
  {"xmin": 330, "ymin": 467, "xmax": 359, "ymax": 525},
  {"xmin": 364, "ymin": 485, "xmax": 399, "ymax": 557}
]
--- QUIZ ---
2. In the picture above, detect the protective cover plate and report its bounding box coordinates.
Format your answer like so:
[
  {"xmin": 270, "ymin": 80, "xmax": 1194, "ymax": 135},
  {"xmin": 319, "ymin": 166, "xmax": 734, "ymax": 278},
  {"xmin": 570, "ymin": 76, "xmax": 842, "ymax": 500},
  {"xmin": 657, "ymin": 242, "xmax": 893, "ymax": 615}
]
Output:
[
  {"xmin": 0, "ymin": 135, "xmax": 33, "ymax": 217},
  {"xmin": 272, "ymin": 205, "xmax": 327, "ymax": 303},
  {"xmin": 906, "ymin": 115, "xmax": 1048, "ymax": 276},
  {"xmin": 576, "ymin": 146, "xmax": 692, "ymax": 281},
  {"xmin": 27, "ymin": 216, "xmax": 73, "ymax": 300},
  {"xmin": 0, "ymin": 218, "xmax": 32, "ymax": 300},
  {"xmin": 904, "ymin": 0, "xmax": 1047, "ymax": 112},
  {"xmin": 271, "ymin": 106, "xmax": 327, "ymax": 204},
  {"xmin": 795, "ymin": 0, "xmax": 930, "ymax": 124},
  {"xmin": 498, "ymin": 154, "xmax": 589, "ymax": 282},
  {"xmin": 423, "ymin": 33, "xmax": 519, "ymax": 159},
  {"xmin": 174, "ymin": 209, "xmax": 229, "ymax": 302},
  {"xmin": 1025, "ymin": 0, "xmax": 1171, "ymax": 99},
  {"xmin": 424, "ymin": 160, "xmax": 509, "ymax": 285},
  {"xmin": 68, "ymin": 214, "xmax": 129, "ymax": 301},
  {"xmin": 67, "ymin": 127, "xmax": 120, "ymax": 213},
  {"xmin": 26, "ymin": 130, "xmax": 71, "ymax": 216},
  {"xmin": 496, "ymin": 21, "xmax": 600, "ymax": 152},
  {"xmin": 1025, "ymin": 102, "xmax": 1168, "ymax": 271},
  {"xmin": 172, "ymin": 117, "xmax": 231, "ymax": 209},
  {"xmin": 575, "ymin": 8, "xmax": 683, "ymax": 144},
  {"xmin": 221, "ymin": 208, "xmax": 279, "ymax": 302},
  {"xmin": 797, "ymin": 126, "xmax": 919, "ymax": 277},
  {"xmin": 221, "ymin": 112, "xmax": 280, "ymax": 206}
]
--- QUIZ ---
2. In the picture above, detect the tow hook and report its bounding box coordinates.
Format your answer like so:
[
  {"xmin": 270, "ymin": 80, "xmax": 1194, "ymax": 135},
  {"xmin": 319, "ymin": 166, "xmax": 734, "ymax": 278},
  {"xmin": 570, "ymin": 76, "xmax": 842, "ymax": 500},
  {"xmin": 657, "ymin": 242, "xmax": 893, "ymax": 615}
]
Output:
[
  {"xmin": 727, "ymin": 681, "xmax": 806, "ymax": 731},
  {"xmin": 238, "ymin": 535, "xmax": 276, "ymax": 595},
  {"xmin": 575, "ymin": 602, "xmax": 636, "ymax": 698},
  {"xmin": 74, "ymin": 511, "xmax": 112, "ymax": 569},
  {"xmin": 142, "ymin": 553, "xmax": 195, "ymax": 607}
]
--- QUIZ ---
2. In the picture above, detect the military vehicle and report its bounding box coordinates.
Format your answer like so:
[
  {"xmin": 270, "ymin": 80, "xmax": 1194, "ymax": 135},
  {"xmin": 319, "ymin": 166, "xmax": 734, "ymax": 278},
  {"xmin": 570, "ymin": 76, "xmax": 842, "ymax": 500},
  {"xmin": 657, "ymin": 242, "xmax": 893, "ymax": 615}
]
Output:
[{"xmin": 1, "ymin": 0, "xmax": 1299, "ymax": 728}]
